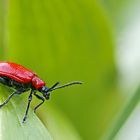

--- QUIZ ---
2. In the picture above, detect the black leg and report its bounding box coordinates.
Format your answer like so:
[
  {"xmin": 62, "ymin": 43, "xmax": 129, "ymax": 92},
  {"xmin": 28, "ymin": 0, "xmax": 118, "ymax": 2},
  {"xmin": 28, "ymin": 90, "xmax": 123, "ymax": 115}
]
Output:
[
  {"xmin": 33, "ymin": 93, "xmax": 45, "ymax": 113},
  {"xmin": 22, "ymin": 90, "xmax": 34, "ymax": 123},
  {"xmin": 0, "ymin": 88, "xmax": 27, "ymax": 108}
]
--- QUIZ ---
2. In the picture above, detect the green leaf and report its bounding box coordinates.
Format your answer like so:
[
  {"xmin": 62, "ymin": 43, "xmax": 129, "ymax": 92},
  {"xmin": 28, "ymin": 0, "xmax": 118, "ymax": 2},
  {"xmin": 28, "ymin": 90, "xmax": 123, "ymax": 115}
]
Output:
[
  {"xmin": 36, "ymin": 103, "xmax": 82, "ymax": 140},
  {"xmin": 0, "ymin": 86, "xmax": 52, "ymax": 140}
]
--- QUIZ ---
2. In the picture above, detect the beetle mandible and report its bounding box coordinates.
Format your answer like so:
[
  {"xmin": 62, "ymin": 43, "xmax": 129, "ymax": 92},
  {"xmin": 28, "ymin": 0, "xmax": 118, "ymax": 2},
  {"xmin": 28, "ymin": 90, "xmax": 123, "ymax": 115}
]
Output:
[{"xmin": 0, "ymin": 61, "xmax": 82, "ymax": 123}]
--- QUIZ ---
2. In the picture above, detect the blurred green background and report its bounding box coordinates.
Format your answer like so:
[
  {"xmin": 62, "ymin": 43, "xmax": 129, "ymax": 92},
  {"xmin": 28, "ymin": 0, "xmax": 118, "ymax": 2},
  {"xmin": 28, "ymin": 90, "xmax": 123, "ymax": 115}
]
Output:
[{"xmin": 0, "ymin": 0, "xmax": 140, "ymax": 140}]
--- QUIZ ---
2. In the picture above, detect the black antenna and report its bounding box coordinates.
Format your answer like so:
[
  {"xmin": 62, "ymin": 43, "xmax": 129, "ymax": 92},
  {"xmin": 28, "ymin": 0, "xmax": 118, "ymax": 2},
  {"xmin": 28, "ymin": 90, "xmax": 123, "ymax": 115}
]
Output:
[
  {"xmin": 47, "ymin": 82, "xmax": 60, "ymax": 92},
  {"xmin": 49, "ymin": 81, "xmax": 82, "ymax": 92}
]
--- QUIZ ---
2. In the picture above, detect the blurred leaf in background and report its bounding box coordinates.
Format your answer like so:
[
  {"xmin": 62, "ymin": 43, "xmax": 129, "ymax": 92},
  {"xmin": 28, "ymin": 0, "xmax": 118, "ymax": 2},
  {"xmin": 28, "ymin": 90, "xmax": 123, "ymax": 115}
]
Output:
[
  {"xmin": 101, "ymin": 0, "xmax": 140, "ymax": 92},
  {"xmin": 100, "ymin": 0, "xmax": 140, "ymax": 139},
  {"xmin": 0, "ymin": 0, "xmax": 5, "ymax": 58},
  {"xmin": 100, "ymin": 0, "xmax": 139, "ymax": 31}
]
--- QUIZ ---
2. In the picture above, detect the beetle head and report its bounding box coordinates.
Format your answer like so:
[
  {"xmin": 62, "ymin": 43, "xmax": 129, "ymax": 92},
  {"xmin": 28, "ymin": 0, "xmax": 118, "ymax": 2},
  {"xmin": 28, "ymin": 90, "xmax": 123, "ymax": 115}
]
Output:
[
  {"xmin": 40, "ymin": 81, "xmax": 82, "ymax": 100},
  {"xmin": 40, "ymin": 82, "xmax": 59, "ymax": 100}
]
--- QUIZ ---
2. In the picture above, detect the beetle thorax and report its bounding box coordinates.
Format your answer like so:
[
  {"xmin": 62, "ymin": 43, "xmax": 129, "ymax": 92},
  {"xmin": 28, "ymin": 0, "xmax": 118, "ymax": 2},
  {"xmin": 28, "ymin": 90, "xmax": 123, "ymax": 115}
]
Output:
[{"xmin": 32, "ymin": 76, "xmax": 45, "ymax": 89}]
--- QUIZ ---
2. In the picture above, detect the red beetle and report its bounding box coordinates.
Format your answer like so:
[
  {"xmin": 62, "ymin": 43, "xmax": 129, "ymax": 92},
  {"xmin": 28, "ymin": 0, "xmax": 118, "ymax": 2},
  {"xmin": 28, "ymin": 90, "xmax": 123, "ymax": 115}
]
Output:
[{"xmin": 0, "ymin": 61, "xmax": 82, "ymax": 122}]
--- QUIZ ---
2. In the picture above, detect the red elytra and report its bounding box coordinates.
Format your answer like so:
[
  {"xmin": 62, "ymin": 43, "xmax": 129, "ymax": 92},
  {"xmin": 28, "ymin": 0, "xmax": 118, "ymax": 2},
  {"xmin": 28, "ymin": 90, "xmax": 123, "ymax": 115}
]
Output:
[
  {"xmin": 0, "ymin": 61, "xmax": 82, "ymax": 123},
  {"xmin": 0, "ymin": 61, "xmax": 45, "ymax": 89}
]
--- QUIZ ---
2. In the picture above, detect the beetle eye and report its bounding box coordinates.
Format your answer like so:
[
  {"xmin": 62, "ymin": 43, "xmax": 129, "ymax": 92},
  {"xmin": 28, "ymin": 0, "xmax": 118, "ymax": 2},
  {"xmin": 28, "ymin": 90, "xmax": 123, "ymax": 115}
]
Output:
[
  {"xmin": 40, "ymin": 86, "xmax": 49, "ymax": 93},
  {"xmin": 42, "ymin": 86, "xmax": 46, "ymax": 90}
]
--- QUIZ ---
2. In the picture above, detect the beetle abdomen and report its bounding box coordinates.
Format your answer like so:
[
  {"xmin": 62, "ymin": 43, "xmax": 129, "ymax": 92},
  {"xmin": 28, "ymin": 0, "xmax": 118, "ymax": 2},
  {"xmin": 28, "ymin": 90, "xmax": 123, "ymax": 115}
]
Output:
[{"xmin": 0, "ymin": 62, "xmax": 35, "ymax": 83}]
